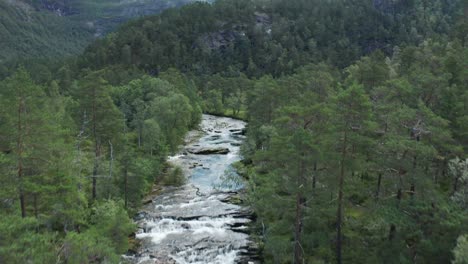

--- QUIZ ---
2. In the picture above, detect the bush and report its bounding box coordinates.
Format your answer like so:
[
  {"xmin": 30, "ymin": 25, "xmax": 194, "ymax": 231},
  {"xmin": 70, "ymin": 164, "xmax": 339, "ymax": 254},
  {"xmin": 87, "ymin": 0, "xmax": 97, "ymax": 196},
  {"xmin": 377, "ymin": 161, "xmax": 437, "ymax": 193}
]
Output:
[
  {"xmin": 0, "ymin": 216, "xmax": 57, "ymax": 264},
  {"xmin": 163, "ymin": 166, "xmax": 186, "ymax": 186},
  {"xmin": 453, "ymin": 235, "xmax": 468, "ymax": 264},
  {"xmin": 60, "ymin": 231, "xmax": 118, "ymax": 264},
  {"xmin": 89, "ymin": 200, "xmax": 136, "ymax": 253}
]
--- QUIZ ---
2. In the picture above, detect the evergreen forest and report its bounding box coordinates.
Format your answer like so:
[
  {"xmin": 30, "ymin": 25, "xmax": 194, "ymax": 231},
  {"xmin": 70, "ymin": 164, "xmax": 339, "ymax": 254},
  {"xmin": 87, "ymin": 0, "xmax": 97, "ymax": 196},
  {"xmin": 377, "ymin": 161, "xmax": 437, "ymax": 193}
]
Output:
[{"xmin": 0, "ymin": 0, "xmax": 467, "ymax": 263}]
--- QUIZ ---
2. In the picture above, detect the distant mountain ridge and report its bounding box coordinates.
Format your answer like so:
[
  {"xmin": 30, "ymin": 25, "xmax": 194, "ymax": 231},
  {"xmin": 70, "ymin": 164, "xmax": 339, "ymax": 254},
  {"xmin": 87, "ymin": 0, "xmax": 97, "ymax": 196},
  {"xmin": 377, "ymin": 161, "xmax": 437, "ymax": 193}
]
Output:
[{"xmin": 0, "ymin": 0, "xmax": 212, "ymax": 62}]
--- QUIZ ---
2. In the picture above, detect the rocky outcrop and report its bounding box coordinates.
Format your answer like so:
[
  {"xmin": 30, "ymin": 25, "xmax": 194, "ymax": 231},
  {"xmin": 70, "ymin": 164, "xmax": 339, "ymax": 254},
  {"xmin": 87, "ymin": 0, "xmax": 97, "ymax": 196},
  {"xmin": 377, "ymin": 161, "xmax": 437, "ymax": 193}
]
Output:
[
  {"xmin": 37, "ymin": 0, "xmax": 78, "ymax": 16},
  {"xmin": 254, "ymin": 12, "xmax": 271, "ymax": 28},
  {"xmin": 198, "ymin": 30, "xmax": 243, "ymax": 51}
]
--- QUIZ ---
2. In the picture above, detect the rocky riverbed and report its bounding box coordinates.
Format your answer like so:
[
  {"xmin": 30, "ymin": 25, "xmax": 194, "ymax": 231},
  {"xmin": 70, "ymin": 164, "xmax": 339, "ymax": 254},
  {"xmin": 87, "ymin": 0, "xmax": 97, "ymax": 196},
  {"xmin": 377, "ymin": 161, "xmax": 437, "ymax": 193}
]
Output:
[{"xmin": 125, "ymin": 115, "xmax": 259, "ymax": 264}]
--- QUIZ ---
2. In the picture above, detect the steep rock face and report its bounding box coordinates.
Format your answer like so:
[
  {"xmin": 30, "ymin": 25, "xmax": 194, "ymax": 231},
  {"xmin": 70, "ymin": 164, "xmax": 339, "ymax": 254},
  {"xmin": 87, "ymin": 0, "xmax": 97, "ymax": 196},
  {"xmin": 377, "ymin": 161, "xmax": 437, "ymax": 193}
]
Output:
[
  {"xmin": 36, "ymin": 0, "xmax": 77, "ymax": 16},
  {"xmin": 199, "ymin": 30, "xmax": 244, "ymax": 51},
  {"xmin": 254, "ymin": 11, "xmax": 271, "ymax": 29},
  {"xmin": 195, "ymin": 12, "xmax": 271, "ymax": 52}
]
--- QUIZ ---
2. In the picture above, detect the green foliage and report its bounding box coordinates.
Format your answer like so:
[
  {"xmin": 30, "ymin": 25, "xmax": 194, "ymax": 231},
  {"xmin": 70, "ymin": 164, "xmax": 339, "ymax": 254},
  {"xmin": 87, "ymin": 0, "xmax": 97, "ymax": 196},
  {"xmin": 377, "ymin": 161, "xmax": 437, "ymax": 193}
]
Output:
[
  {"xmin": 149, "ymin": 92, "xmax": 193, "ymax": 152},
  {"xmin": 0, "ymin": 63, "xmax": 200, "ymax": 261},
  {"xmin": 203, "ymin": 89, "xmax": 224, "ymax": 115},
  {"xmin": 162, "ymin": 166, "xmax": 186, "ymax": 187},
  {"xmin": 449, "ymin": 158, "xmax": 468, "ymax": 209},
  {"xmin": 0, "ymin": 68, "xmax": 85, "ymax": 225},
  {"xmin": 79, "ymin": 0, "xmax": 462, "ymax": 76},
  {"xmin": 244, "ymin": 41, "xmax": 467, "ymax": 263},
  {"xmin": 453, "ymin": 235, "xmax": 468, "ymax": 264},
  {"xmin": 60, "ymin": 231, "xmax": 119, "ymax": 264},
  {"xmin": 0, "ymin": 216, "xmax": 58, "ymax": 263},
  {"xmin": 89, "ymin": 200, "xmax": 135, "ymax": 253}
]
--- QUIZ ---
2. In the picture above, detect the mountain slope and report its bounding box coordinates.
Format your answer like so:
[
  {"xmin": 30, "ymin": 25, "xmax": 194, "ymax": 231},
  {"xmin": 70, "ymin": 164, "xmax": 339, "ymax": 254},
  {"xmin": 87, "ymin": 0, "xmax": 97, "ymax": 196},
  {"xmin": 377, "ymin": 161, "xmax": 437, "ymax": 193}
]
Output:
[
  {"xmin": 0, "ymin": 0, "xmax": 93, "ymax": 62},
  {"xmin": 0, "ymin": 0, "xmax": 211, "ymax": 62}
]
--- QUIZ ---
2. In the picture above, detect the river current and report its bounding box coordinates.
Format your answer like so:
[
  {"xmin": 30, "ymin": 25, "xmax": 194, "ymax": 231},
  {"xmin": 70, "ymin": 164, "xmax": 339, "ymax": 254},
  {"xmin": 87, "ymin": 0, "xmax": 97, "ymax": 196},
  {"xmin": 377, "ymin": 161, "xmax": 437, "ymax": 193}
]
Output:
[{"xmin": 127, "ymin": 115, "xmax": 256, "ymax": 264}]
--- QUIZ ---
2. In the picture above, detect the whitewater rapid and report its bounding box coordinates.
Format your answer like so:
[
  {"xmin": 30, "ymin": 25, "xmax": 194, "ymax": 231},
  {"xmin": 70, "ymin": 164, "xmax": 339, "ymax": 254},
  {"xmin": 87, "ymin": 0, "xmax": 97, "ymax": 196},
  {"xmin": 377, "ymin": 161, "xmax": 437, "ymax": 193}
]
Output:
[{"xmin": 127, "ymin": 115, "xmax": 257, "ymax": 264}]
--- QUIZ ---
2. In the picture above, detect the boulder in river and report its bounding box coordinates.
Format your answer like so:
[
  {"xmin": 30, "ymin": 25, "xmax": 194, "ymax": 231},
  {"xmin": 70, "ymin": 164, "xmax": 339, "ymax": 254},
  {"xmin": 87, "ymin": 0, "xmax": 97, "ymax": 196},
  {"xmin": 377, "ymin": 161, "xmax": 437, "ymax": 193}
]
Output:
[
  {"xmin": 187, "ymin": 147, "xmax": 230, "ymax": 155},
  {"xmin": 209, "ymin": 135, "xmax": 221, "ymax": 140},
  {"xmin": 231, "ymin": 128, "xmax": 247, "ymax": 135},
  {"xmin": 142, "ymin": 199, "xmax": 152, "ymax": 205},
  {"xmin": 134, "ymin": 211, "xmax": 149, "ymax": 221}
]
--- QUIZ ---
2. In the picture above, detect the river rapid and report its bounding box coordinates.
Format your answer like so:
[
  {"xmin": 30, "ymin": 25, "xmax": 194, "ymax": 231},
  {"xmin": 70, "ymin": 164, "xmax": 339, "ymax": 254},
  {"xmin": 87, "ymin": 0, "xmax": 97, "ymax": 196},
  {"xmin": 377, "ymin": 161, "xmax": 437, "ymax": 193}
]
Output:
[{"xmin": 127, "ymin": 114, "xmax": 257, "ymax": 264}]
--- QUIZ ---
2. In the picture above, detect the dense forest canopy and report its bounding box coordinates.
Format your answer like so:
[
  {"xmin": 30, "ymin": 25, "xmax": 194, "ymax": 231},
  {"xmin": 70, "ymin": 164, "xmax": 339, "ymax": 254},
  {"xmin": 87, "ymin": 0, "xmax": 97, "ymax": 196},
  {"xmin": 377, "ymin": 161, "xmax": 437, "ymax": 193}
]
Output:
[
  {"xmin": 0, "ymin": 0, "xmax": 467, "ymax": 263},
  {"xmin": 79, "ymin": 0, "xmax": 464, "ymax": 72}
]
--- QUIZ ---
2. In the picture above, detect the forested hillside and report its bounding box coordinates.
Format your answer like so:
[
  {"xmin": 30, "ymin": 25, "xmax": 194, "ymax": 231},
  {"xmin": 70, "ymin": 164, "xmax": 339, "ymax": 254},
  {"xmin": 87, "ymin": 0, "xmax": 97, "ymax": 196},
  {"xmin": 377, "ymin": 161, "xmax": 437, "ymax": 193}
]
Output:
[
  {"xmin": 0, "ymin": 0, "xmax": 207, "ymax": 62},
  {"xmin": 79, "ymin": 0, "xmax": 463, "ymax": 72},
  {"xmin": 0, "ymin": 0, "xmax": 467, "ymax": 263},
  {"xmin": 0, "ymin": 0, "xmax": 93, "ymax": 62}
]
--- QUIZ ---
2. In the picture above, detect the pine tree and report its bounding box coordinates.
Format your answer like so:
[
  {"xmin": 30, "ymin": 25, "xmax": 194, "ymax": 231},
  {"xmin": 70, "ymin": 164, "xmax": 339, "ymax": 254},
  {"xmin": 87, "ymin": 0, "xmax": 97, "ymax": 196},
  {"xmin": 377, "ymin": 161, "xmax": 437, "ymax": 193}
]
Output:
[
  {"xmin": 0, "ymin": 69, "xmax": 53, "ymax": 217},
  {"xmin": 332, "ymin": 83, "xmax": 374, "ymax": 264},
  {"xmin": 0, "ymin": 69, "xmax": 84, "ymax": 224},
  {"xmin": 75, "ymin": 71, "xmax": 124, "ymax": 200}
]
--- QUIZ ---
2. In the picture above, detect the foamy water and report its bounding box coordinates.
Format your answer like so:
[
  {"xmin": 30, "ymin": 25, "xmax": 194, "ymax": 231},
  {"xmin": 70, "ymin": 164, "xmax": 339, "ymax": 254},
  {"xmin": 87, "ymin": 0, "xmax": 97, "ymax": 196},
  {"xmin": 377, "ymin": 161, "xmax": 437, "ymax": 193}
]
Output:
[{"xmin": 126, "ymin": 115, "xmax": 256, "ymax": 264}]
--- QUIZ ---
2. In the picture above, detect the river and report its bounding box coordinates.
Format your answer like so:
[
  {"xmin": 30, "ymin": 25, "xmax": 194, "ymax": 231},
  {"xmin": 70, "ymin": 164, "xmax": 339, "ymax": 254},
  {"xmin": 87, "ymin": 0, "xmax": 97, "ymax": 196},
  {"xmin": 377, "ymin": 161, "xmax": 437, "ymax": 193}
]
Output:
[{"xmin": 127, "ymin": 114, "xmax": 257, "ymax": 264}]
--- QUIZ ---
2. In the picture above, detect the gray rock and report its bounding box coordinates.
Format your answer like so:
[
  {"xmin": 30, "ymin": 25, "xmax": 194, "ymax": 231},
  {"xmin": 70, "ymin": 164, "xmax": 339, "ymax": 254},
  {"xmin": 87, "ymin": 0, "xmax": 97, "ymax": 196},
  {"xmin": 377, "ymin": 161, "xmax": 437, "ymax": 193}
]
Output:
[{"xmin": 187, "ymin": 147, "xmax": 230, "ymax": 155}]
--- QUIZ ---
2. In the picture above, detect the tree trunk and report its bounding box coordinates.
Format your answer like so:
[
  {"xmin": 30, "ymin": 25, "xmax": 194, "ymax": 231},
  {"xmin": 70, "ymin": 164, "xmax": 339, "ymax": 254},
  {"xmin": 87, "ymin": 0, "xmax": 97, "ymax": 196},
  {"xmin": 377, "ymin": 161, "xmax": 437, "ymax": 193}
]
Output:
[
  {"xmin": 33, "ymin": 194, "xmax": 38, "ymax": 218},
  {"xmin": 336, "ymin": 130, "xmax": 347, "ymax": 264},
  {"xmin": 312, "ymin": 162, "xmax": 317, "ymax": 190},
  {"xmin": 109, "ymin": 141, "xmax": 113, "ymax": 178},
  {"xmin": 397, "ymin": 188, "xmax": 402, "ymax": 200},
  {"xmin": 92, "ymin": 142, "xmax": 100, "ymax": 200},
  {"xmin": 17, "ymin": 95, "xmax": 26, "ymax": 218},
  {"xmin": 375, "ymin": 173, "xmax": 382, "ymax": 201},
  {"xmin": 92, "ymin": 161, "xmax": 98, "ymax": 199},
  {"xmin": 92, "ymin": 87, "xmax": 98, "ymax": 200},
  {"xmin": 397, "ymin": 169, "xmax": 404, "ymax": 205},
  {"xmin": 124, "ymin": 166, "xmax": 128, "ymax": 209},
  {"xmin": 19, "ymin": 192, "xmax": 26, "ymax": 218},
  {"xmin": 294, "ymin": 193, "xmax": 303, "ymax": 264},
  {"xmin": 388, "ymin": 224, "xmax": 396, "ymax": 241},
  {"xmin": 294, "ymin": 159, "xmax": 305, "ymax": 264},
  {"xmin": 453, "ymin": 175, "xmax": 459, "ymax": 195},
  {"xmin": 411, "ymin": 155, "xmax": 417, "ymax": 202},
  {"xmin": 410, "ymin": 184, "xmax": 415, "ymax": 199},
  {"xmin": 18, "ymin": 157, "xmax": 26, "ymax": 218},
  {"xmin": 138, "ymin": 124, "xmax": 142, "ymax": 148}
]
